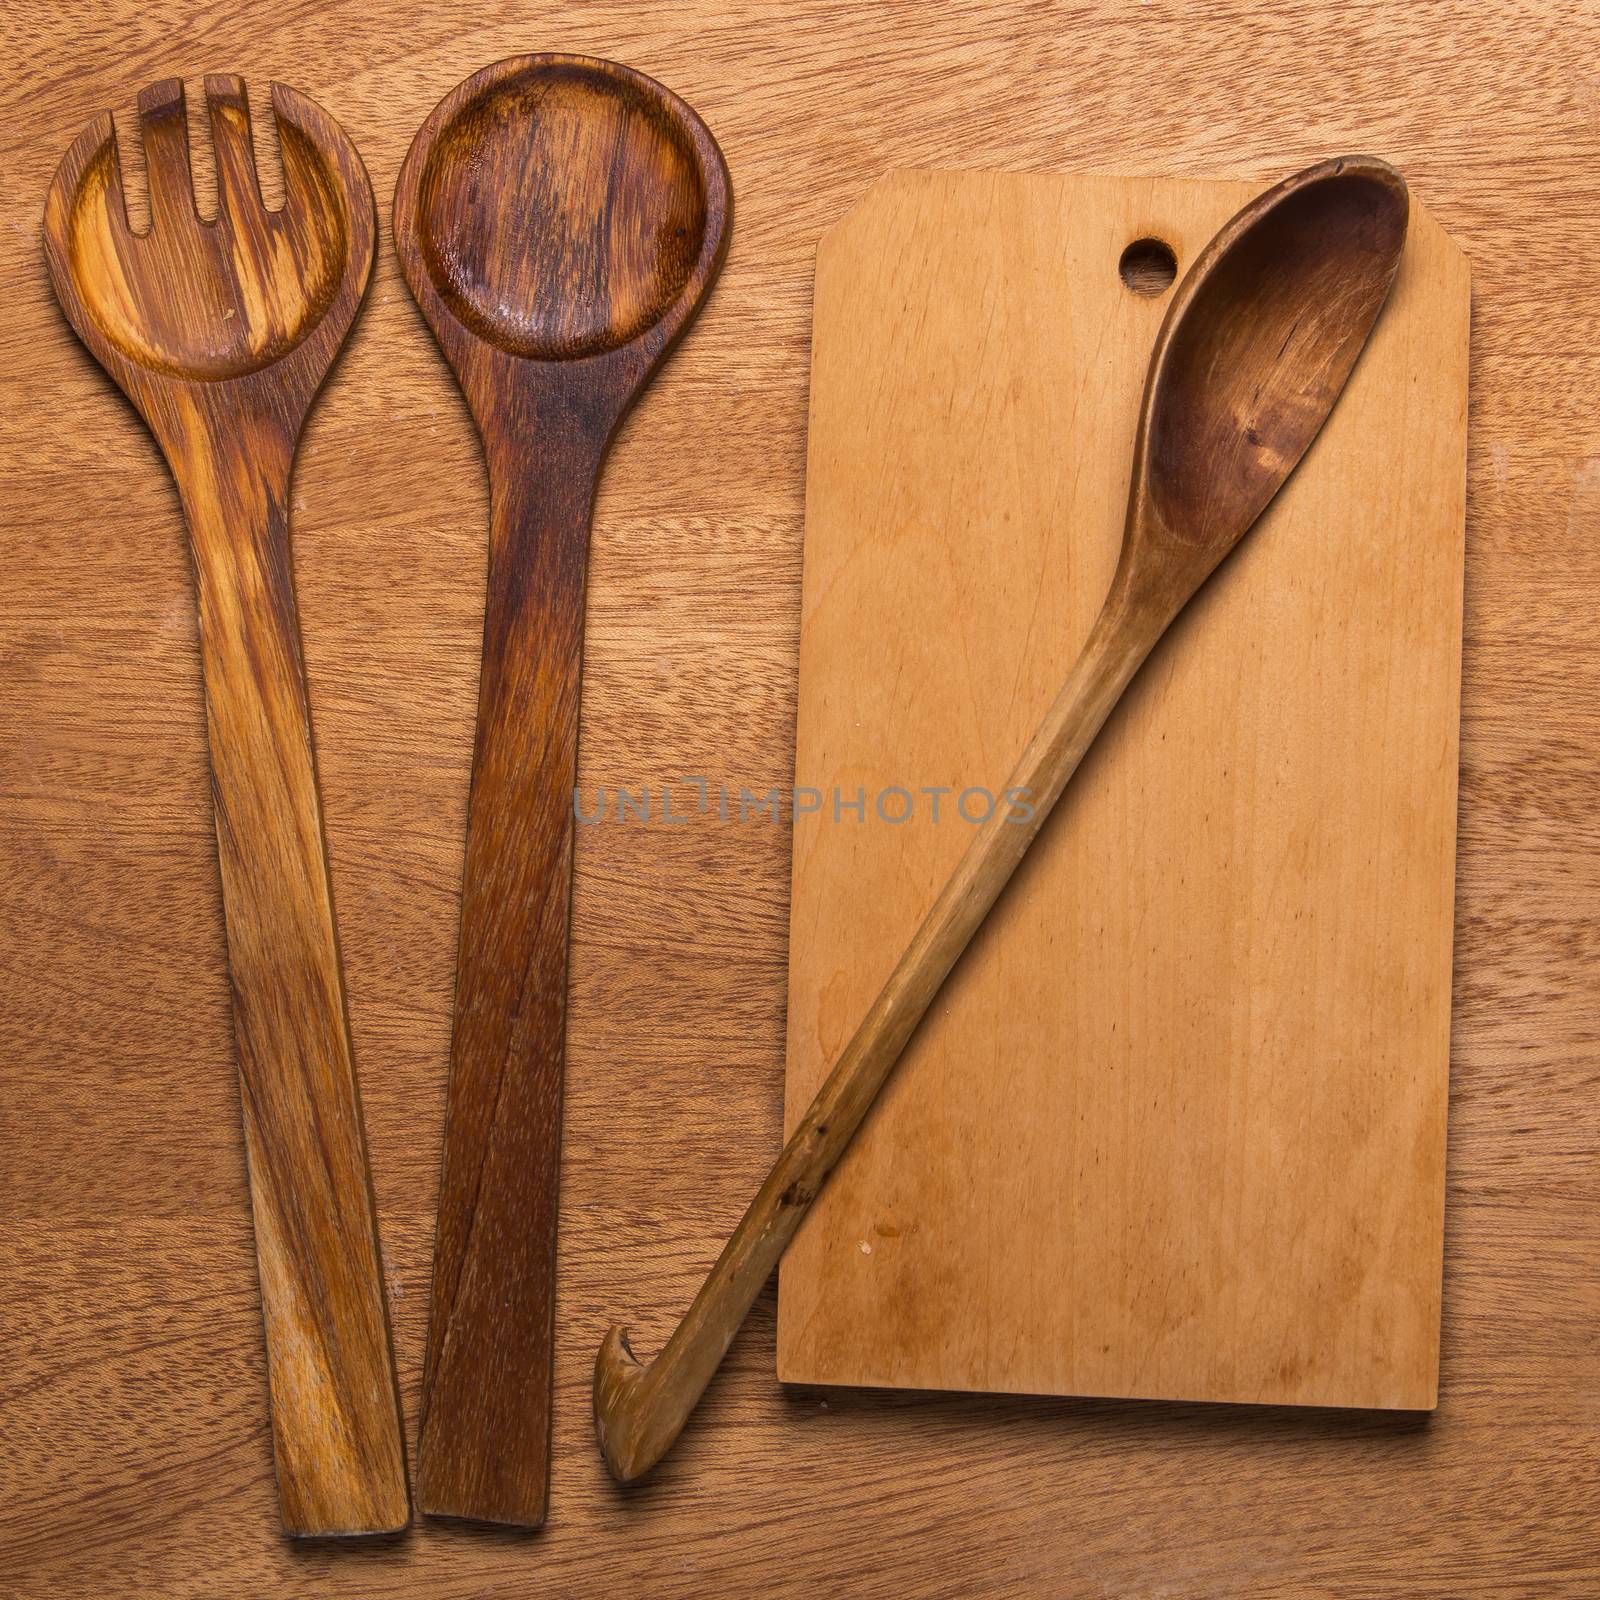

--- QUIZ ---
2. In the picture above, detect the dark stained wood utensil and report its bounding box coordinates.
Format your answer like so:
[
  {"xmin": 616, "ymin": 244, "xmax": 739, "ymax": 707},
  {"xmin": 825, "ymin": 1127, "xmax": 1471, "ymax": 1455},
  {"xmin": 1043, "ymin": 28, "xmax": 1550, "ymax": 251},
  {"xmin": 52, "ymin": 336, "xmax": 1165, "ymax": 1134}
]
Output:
[
  {"xmin": 393, "ymin": 53, "xmax": 731, "ymax": 1527},
  {"xmin": 43, "ymin": 77, "xmax": 408, "ymax": 1536},
  {"xmin": 593, "ymin": 155, "xmax": 1410, "ymax": 1484}
]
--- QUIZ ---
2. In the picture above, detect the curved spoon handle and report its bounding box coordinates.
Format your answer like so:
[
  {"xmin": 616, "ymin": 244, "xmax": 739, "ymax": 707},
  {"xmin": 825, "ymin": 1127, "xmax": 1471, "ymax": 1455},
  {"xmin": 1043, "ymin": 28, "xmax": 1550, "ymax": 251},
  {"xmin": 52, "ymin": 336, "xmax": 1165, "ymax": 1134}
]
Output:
[
  {"xmin": 417, "ymin": 373, "xmax": 610, "ymax": 1527},
  {"xmin": 594, "ymin": 588, "xmax": 1164, "ymax": 1482},
  {"xmin": 171, "ymin": 416, "xmax": 409, "ymax": 1536}
]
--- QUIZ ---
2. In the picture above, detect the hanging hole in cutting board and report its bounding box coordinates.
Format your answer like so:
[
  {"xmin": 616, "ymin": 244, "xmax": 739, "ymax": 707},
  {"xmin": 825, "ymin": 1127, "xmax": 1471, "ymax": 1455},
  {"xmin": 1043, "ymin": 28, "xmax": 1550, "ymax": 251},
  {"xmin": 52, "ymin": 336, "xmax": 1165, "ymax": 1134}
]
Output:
[{"xmin": 1119, "ymin": 236, "xmax": 1178, "ymax": 296}]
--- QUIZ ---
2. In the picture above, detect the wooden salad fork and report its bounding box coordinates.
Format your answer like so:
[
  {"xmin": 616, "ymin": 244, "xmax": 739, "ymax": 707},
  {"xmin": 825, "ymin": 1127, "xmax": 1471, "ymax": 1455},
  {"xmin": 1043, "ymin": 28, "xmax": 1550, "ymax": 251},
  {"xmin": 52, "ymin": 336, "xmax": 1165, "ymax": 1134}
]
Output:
[
  {"xmin": 43, "ymin": 76, "xmax": 408, "ymax": 1537},
  {"xmin": 394, "ymin": 54, "xmax": 730, "ymax": 1527},
  {"xmin": 593, "ymin": 155, "xmax": 1411, "ymax": 1484}
]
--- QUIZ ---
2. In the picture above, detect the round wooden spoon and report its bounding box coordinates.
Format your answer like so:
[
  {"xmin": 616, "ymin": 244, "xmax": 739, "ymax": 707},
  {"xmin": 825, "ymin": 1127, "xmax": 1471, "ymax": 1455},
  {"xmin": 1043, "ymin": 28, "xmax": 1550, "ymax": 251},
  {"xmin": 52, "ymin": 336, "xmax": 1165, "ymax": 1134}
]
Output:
[
  {"xmin": 594, "ymin": 155, "xmax": 1409, "ymax": 1484},
  {"xmin": 393, "ymin": 54, "xmax": 730, "ymax": 1527}
]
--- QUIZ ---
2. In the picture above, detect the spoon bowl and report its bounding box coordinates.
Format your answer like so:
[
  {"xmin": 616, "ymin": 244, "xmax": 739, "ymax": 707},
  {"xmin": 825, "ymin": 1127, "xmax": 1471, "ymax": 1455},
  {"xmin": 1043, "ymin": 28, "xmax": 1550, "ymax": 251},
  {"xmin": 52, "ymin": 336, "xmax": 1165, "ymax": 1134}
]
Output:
[
  {"xmin": 1131, "ymin": 157, "xmax": 1409, "ymax": 575},
  {"xmin": 397, "ymin": 54, "xmax": 728, "ymax": 386},
  {"xmin": 415, "ymin": 60, "xmax": 710, "ymax": 359}
]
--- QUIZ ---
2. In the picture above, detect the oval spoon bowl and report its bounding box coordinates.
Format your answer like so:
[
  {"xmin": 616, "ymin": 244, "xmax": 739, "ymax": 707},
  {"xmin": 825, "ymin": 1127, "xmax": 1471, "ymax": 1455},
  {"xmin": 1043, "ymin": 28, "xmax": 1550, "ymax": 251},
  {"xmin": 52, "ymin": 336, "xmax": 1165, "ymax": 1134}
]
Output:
[{"xmin": 1139, "ymin": 156, "xmax": 1409, "ymax": 559}]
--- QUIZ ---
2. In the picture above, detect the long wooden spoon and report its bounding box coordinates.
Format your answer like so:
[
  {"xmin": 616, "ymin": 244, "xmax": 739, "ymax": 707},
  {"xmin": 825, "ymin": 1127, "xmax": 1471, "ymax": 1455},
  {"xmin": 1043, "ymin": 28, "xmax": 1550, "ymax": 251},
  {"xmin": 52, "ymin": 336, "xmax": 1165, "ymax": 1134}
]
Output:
[
  {"xmin": 393, "ymin": 54, "xmax": 730, "ymax": 1527},
  {"xmin": 594, "ymin": 155, "xmax": 1410, "ymax": 1483},
  {"xmin": 43, "ymin": 79, "xmax": 408, "ymax": 1535}
]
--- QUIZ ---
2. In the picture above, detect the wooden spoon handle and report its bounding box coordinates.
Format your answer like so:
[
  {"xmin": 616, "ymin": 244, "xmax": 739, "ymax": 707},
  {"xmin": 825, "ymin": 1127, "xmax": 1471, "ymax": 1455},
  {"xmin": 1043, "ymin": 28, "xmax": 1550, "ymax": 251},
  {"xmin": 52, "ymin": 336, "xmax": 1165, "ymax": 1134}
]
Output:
[
  {"xmin": 594, "ymin": 586, "xmax": 1164, "ymax": 1482},
  {"xmin": 174, "ymin": 422, "xmax": 408, "ymax": 1536},
  {"xmin": 417, "ymin": 391, "xmax": 606, "ymax": 1527}
]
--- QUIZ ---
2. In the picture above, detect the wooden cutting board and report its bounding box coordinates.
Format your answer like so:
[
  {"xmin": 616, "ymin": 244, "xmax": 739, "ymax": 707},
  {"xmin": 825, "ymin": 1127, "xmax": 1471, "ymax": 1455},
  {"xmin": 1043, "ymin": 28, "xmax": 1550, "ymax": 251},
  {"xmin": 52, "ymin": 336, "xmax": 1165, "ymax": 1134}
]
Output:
[{"xmin": 778, "ymin": 169, "xmax": 1469, "ymax": 1410}]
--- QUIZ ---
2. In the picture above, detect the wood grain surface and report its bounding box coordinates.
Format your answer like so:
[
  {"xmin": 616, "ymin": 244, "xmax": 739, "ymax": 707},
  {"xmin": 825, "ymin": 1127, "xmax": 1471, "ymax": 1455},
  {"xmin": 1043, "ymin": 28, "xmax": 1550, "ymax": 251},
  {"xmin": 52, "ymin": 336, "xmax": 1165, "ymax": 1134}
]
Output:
[
  {"xmin": 781, "ymin": 169, "xmax": 1457, "ymax": 1411},
  {"xmin": 2, "ymin": 2, "xmax": 1597, "ymax": 1595},
  {"xmin": 392, "ymin": 52, "xmax": 730, "ymax": 1529}
]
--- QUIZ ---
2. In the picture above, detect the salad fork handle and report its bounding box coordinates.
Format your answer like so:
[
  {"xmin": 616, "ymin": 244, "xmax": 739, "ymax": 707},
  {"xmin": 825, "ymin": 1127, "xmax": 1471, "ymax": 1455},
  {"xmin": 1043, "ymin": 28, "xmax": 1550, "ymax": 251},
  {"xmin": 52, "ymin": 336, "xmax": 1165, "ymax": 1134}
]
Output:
[{"xmin": 167, "ymin": 411, "xmax": 410, "ymax": 1537}]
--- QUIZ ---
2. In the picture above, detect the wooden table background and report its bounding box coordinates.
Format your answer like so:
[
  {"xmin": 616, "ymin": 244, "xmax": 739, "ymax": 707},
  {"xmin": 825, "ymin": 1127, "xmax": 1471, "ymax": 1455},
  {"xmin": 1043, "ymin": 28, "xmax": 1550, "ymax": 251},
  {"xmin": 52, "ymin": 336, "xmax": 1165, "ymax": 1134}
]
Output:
[{"xmin": 3, "ymin": 2, "xmax": 1597, "ymax": 1595}]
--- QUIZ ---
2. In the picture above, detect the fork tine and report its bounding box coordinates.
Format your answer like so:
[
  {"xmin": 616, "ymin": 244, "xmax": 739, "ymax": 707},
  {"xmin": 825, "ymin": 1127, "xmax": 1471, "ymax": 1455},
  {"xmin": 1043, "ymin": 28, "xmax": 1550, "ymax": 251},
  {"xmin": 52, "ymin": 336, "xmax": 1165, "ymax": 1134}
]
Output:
[
  {"xmin": 205, "ymin": 74, "xmax": 265, "ymax": 216},
  {"xmin": 99, "ymin": 113, "xmax": 141, "ymax": 241},
  {"xmin": 136, "ymin": 78, "xmax": 198, "ymax": 226},
  {"xmin": 71, "ymin": 112, "xmax": 138, "ymax": 239}
]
